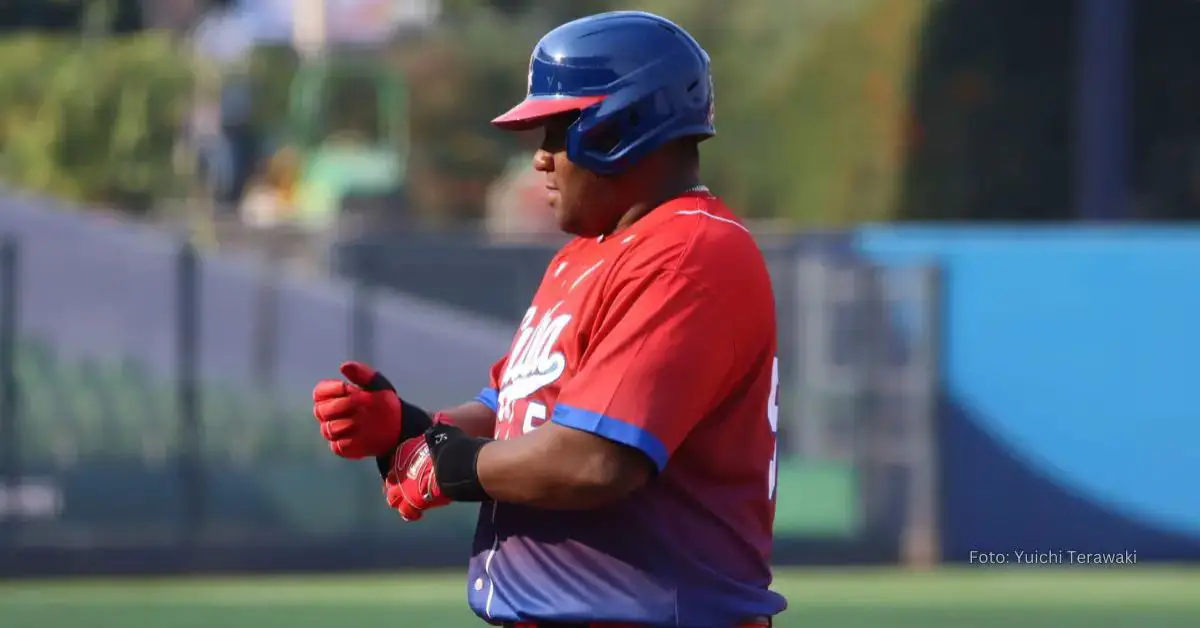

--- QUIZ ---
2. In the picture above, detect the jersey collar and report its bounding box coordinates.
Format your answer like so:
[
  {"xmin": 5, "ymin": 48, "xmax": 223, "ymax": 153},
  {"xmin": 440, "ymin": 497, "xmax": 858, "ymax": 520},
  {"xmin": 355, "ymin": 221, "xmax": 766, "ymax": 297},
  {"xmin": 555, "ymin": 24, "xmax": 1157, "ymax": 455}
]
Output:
[{"xmin": 597, "ymin": 186, "xmax": 713, "ymax": 242}]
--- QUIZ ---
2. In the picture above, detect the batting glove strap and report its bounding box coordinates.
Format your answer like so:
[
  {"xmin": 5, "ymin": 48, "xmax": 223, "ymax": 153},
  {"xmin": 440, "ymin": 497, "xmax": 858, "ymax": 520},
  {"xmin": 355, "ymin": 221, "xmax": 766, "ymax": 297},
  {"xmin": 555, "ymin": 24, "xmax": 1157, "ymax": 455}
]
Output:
[
  {"xmin": 424, "ymin": 421, "xmax": 492, "ymax": 502},
  {"xmin": 374, "ymin": 398, "xmax": 435, "ymax": 479}
]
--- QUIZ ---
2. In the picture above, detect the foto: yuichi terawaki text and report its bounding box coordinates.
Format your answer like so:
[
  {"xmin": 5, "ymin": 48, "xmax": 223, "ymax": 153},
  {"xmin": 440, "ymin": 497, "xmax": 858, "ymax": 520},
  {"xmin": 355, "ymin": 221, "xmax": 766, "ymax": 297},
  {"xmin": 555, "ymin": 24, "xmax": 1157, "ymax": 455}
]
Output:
[{"xmin": 969, "ymin": 550, "xmax": 1137, "ymax": 565}]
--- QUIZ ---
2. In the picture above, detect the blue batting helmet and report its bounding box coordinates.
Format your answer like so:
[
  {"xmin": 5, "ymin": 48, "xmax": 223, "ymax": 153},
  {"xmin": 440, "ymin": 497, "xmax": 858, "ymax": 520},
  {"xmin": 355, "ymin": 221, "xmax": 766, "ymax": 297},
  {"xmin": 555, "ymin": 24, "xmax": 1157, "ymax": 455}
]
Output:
[{"xmin": 491, "ymin": 11, "xmax": 715, "ymax": 175}]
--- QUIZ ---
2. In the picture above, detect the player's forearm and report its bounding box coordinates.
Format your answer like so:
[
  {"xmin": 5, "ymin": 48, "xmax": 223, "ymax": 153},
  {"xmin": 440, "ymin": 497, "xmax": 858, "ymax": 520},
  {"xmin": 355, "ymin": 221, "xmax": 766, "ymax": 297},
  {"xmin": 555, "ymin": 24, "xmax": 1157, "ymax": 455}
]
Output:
[
  {"xmin": 476, "ymin": 441, "xmax": 615, "ymax": 508},
  {"xmin": 437, "ymin": 401, "xmax": 496, "ymax": 438},
  {"xmin": 473, "ymin": 424, "xmax": 649, "ymax": 509}
]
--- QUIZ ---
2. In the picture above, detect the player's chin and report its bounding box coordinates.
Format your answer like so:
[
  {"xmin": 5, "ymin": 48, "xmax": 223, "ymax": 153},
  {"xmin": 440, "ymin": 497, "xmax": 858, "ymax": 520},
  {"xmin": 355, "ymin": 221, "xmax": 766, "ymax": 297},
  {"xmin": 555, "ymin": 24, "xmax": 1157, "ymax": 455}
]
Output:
[
  {"xmin": 552, "ymin": 203, "xmax": 574, "ymax": 233},
  {"xmin": 553, "ymin": 200, "xmax": 597, "ymax": 236},
  {"xmin": 560, "ymin": 219, "xmax": 602, "ymax": 238}
]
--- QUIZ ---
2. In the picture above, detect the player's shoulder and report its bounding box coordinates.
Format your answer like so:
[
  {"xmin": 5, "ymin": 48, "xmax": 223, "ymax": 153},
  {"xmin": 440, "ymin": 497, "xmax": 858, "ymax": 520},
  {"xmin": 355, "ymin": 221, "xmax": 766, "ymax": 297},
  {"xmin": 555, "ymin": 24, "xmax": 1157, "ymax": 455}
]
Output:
[
  {"xmin": 553, "ymin": 235, "xmax": 588, "ymax": 259},
  {"xmin": 616, "ymin": 191, "xmax": 769, "ymax": 286},
  {"xmin": 543, "ymin": 236, "xmax": 591, "ymax": 275}
]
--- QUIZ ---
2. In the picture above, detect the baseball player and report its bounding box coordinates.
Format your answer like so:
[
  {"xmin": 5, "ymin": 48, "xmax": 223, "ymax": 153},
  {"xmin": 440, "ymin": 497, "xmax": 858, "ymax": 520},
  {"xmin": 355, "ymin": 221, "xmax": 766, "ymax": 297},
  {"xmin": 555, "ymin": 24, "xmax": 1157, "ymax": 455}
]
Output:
[{"xmin": 312, "ymin": 10, "xmax": 786, "ymax": 627}]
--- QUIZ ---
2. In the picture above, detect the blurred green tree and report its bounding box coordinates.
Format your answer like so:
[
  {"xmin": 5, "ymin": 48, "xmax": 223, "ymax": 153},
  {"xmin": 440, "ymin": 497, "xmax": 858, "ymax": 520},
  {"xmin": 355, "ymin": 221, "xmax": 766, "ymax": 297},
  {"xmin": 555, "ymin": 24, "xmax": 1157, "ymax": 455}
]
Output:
[
  {"xmin": 424, "ymin": 0, "xmax": 929, "ymax": 226},
  {"xmin": 0, "ymin": 1, "xmax": 935, "ymax": 226},
  {"xmin": 0, "ymin": 34, "xmax": 197, "ymax": 212},
  {"xmin": 631, "ymin": 0, "xmax": 928, "ymax": 225},
  {"xmin": 0, "ymin": 0, "xmax": 143, "ymax": 34}
]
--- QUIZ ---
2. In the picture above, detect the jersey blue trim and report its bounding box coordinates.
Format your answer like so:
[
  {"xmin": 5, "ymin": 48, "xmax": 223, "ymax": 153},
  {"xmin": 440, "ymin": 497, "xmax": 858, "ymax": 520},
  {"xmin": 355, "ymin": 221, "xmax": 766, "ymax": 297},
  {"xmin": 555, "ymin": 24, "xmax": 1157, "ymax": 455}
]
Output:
[
  {"xmin": 475, "ymin": 387, "xmax": 499, "ymax": 413},
  {"xmin": 552, "ymin": 403, "xmax": 669, "ymax": 471}
]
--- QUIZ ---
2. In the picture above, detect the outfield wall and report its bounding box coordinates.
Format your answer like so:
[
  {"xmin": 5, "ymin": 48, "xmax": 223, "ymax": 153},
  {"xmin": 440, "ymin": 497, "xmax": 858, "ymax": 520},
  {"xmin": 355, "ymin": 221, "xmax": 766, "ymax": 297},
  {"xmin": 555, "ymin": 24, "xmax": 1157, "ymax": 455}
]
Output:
[
  {"xmin": 3, "ymin": 196, "xmax": 1199, "ymax": 573},
  {"xmin": 0, "ymin": 191, "xmax": 513, "ymax": 411},
  {"xmin": 857, "ymin": 227, "xmax": 1200, "ymax": 562}
]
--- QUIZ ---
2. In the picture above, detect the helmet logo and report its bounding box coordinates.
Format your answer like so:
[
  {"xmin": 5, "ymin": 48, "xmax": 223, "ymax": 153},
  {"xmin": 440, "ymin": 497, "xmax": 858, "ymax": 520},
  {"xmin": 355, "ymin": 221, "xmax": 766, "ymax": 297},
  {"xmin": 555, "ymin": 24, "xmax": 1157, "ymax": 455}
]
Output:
[
  {"xmin": 706, "ymin": 76, "xmax": 716, "ymax": 125},
  {"xmin": 526, "ymin": 52, "xmax": 535, "ymax": 95}
]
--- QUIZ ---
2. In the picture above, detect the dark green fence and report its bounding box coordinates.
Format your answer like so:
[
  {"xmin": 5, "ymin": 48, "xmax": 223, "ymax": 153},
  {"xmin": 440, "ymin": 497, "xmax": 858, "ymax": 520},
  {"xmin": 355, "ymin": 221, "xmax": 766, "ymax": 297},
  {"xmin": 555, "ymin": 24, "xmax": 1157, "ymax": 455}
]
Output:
[{"xmin": 0, "ymin": 230, "xmax": 939, "ymax": 575}]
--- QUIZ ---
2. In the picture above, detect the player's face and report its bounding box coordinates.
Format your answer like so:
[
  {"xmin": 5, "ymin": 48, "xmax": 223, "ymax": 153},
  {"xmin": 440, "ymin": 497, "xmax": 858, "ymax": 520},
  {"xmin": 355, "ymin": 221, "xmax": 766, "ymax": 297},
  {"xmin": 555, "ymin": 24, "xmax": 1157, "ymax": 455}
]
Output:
[{"xmin": 533, "ymin": 115, "xmax": 625, "ymax": 237}]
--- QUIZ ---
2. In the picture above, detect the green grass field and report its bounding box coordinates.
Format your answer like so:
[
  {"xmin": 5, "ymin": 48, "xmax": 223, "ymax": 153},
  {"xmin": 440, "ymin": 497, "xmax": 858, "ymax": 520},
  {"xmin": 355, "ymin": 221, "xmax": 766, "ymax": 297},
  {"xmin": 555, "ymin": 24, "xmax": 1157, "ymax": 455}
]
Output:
[{"xmin": 1, "ymin": 567, "xmax": 1198, "ymax": 627}]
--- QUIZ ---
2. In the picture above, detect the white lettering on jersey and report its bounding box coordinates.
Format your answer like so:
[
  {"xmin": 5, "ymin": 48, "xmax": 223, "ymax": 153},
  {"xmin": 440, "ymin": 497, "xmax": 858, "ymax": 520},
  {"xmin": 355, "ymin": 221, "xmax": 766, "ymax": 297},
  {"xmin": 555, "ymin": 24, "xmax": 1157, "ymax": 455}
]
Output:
[
  {"xmin": 568, "ymin": 260, "xmax": 604, "ymax": 292},
  {"xmin": 497, "ymin": 302, "xmax": 572, "ymax": 425}
]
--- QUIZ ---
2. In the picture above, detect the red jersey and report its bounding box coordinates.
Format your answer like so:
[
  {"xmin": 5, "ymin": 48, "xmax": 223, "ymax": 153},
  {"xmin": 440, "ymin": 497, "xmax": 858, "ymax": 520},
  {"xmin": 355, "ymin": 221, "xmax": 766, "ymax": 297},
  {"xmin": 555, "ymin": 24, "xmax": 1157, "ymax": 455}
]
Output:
[{"xmin": 468, "ymin": 189, "xmax": 785, "ymax": 625}]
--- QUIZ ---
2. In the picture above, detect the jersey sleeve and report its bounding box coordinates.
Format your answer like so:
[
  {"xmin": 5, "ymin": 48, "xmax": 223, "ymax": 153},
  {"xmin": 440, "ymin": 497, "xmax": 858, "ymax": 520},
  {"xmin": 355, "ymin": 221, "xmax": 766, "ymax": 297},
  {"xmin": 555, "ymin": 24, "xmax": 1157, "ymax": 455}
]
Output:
[
  {"xmin": 474, "ymin": 354, "xmax": 507, "ymax": 413},
  {"xmin": 551, "ymin": 269, "xmax": 735, "ymax": 471}
]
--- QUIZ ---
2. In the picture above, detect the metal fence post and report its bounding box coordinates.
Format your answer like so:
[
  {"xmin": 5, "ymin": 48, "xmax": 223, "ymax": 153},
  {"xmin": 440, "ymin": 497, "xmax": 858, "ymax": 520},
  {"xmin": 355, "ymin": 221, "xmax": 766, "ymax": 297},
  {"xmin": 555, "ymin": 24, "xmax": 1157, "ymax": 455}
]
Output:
[
  {"xmin": 350, "ymin": 280, "xmax": 378, "ymax": 537},
  {"xmin": 795, "ymin": 255, "xmax": 830, "ymax": 461},
  {"xmin": 249, "ymin": 244, "xmax": 283, "ymax": 468},
  {"xmin": 176, "ymin": 241, "xmax": 203, "ymax": 544},
  {"xmin": 0, "ymin": 237, "xmax": 18, "ymax": 546},
  {"xmin": 900, "ymin": 264, "xmax": 944, "ymax": 569},
  {"xmin": 252, "ymin": 247, "xmax": 282, "ymax": 395}
]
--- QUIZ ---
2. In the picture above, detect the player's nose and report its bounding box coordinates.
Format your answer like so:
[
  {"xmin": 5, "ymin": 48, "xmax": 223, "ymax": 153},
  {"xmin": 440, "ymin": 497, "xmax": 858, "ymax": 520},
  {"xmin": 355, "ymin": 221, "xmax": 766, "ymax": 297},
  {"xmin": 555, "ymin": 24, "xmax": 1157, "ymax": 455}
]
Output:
[{"xmin": 532, "ymin": 149, "xmax": 554, "ymax": 173}]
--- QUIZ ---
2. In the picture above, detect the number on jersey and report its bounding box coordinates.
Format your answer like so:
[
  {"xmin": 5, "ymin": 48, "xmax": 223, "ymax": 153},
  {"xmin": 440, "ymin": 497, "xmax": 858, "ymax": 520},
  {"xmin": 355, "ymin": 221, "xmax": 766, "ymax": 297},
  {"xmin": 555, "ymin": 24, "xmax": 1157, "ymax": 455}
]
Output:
[
  {"xmin": 523, "ymin": 401, "xmax": 547, "ymax": 434},
  {"xmin": 767, "ymin": 356, "xmax": 780, "ymax": 500},
  {"xmin": 495, "ymin": 400, "xmax": 549, "ymax": 439}
]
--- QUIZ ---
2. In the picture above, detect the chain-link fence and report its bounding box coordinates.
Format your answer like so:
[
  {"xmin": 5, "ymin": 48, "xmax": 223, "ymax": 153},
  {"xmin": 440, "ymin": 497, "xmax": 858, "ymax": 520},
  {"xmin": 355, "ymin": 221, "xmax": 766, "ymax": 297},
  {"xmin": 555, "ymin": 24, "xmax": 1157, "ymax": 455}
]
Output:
[{"xmin": 0, "ymin": 199, "xmax": 941, "ymax": 575}]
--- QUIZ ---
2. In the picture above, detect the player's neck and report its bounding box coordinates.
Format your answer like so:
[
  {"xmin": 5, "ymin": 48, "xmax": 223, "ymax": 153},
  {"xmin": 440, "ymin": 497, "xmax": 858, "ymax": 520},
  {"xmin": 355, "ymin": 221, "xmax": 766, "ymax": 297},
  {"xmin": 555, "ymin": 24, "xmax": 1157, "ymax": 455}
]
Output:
[{"xmin": 611, "ymin": 174, "xmax": 703, "ymax": 234}]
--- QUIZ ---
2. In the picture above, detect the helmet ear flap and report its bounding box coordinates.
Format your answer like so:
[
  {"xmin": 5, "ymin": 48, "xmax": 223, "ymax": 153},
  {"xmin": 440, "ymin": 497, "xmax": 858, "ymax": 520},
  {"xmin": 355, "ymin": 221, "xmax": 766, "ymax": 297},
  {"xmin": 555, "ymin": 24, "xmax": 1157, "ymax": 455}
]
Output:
[
  {"xmin": 581, "ymin": 108, "xmax": 642, "ymax": 155},
  {"xmin": 569, "ymin": 96, "xmax": 655, "ymax": 174},
  {"xmin": 583, "ymin": 119, "xmax": 623, "ymax": 155}
]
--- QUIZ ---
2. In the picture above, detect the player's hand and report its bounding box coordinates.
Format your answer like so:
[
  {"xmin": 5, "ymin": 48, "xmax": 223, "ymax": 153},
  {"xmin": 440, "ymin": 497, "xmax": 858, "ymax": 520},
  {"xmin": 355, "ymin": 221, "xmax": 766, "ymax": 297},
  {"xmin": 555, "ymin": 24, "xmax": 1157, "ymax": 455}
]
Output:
[
  {"xmin": 312, "ymin": 361, "xmax": 403, "ymax": 459},
  {"xmin": 384, "ymin": 433, "xmax": 452, "ymax": 522}
]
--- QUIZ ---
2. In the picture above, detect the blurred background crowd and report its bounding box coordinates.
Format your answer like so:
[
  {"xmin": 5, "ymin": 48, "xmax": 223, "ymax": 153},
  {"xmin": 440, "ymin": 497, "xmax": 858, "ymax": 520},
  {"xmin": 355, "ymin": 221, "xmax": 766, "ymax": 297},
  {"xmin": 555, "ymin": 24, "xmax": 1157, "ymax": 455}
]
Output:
[
  {"xmin": 0, "ymin": 1, "xmax": 1199, "ymax": 626},
  {"xmin": 7, "ymin": 0, "xmax": 1200, "ymax": 244}
]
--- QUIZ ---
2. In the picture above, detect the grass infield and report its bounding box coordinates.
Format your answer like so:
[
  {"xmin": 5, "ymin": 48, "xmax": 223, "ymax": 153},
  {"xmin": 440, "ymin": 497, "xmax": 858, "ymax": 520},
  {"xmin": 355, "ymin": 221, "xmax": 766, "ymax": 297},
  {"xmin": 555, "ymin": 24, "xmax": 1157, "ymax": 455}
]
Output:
[{"xmin": 1, "ymin": 566, "xmax": 1197, "ymax": 627}]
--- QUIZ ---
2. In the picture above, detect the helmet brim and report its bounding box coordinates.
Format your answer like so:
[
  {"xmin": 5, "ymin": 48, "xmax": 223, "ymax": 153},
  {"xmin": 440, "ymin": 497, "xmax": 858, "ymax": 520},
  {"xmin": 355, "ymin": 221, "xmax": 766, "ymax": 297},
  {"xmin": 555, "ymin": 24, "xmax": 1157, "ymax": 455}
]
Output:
[{"xmin": 491, "ymin": 95, "xmax": 606, "ymax": 131}]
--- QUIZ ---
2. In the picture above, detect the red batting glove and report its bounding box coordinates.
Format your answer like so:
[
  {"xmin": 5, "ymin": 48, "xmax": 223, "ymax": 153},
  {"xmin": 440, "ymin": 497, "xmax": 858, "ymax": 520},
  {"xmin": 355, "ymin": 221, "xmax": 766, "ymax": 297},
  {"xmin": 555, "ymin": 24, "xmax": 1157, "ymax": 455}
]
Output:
[
  {"xmin": 312, "ymin": 361, "xmax": 402, "ymax": 459},
  {"xmin": 384, "ymin": 433, "xmax": 451, "ymax": 522}
]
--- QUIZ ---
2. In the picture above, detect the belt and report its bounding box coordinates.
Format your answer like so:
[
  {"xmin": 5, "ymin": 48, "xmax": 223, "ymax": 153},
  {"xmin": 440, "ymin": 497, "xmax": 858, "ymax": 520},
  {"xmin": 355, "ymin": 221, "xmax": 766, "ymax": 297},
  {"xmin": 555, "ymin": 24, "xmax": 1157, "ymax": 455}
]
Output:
[{"xmin": 502, "ymin": 619, "xmax": 771, "ymax": 628}]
